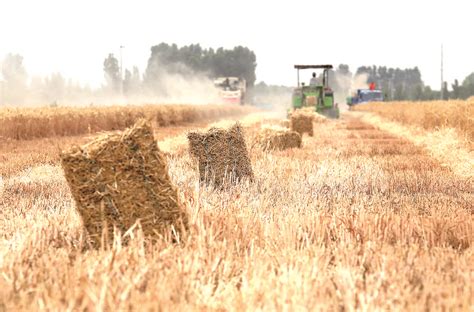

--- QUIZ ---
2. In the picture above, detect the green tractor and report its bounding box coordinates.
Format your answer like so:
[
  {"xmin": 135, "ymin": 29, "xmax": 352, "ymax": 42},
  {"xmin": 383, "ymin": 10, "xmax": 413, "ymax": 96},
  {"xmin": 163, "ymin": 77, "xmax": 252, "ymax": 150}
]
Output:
[{"xmin": 291, "ymin": 64, "xmax": 339, "ymax": 119}]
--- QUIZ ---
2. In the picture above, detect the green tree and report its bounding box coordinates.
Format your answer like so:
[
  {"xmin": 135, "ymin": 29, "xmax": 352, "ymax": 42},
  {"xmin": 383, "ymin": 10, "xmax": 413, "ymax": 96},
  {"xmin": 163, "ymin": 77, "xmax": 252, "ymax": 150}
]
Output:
[
  {"xmin": 451, "ymin": 79, "xmax": 461, "ymax": 99},
  {"xmin": 462, "ymin": 73, "xmax": 474, "ymax": 87}
]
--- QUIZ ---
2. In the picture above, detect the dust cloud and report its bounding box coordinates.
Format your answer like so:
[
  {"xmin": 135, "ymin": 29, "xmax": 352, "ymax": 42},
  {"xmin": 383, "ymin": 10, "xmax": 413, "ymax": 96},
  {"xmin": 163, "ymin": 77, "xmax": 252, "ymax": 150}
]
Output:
[
  {"xmin": 0, "ymin": 57, "xmax": 222, "ymax": 107},
  {"xmin": 333, "ymin": 72, "xmax": 369, "ymax": 110}
]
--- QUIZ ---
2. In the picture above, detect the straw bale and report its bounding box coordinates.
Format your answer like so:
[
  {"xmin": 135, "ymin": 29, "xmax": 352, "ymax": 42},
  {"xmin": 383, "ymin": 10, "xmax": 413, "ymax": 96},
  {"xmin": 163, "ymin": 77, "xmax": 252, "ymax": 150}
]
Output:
[
  {"xmin": 61, "ymin": 119, "xmax": 187, "ymax": 248},
  {"xmin": 279, "ymin": 119, "xmax": 290, "ymax": 128},
  {"xmin": 187, "ymin": 123, "xmax": 253, "ymax": 187},
  {"xmin": 306, "ymin": 96, "xmax": 317, "ymax": 106},
  {"xmin": 290, "ymin": 111, "xmax": 314, "ymax": 136},
  {"xmin": 255, "ymin": 126, "xmax": 302, "ymax": 151}
]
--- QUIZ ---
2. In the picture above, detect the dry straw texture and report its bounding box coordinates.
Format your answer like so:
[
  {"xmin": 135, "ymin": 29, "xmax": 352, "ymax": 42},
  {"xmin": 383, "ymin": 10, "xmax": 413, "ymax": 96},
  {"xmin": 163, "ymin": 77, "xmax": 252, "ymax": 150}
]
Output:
[
  {"xmin": 290, "ymin": 111, "xmax": 314, "ymax": 136},
  {"xmin": 254, "ymin": 126, "xmax": 302, "ymax": 151},
  {"xmin": 1, "ymin": 108, "xmax": 472, "ymax": 310},
  {"xmin": 279, "ymin": 119, "xmax": 290, "ymax": 128},
  {"xmin": 0, "ymin": 104, "xmax": 252, "ymax": 140},
  {"xmin": 354, "ymin": 100, "xmax": 474, "ymax": 140},
  {"xmin": 187, "ymin": 123, "xmax": 253, "ymax": 187},
  {"xmin": 61, "ymin": 119, "xmax": 187, "ymax": 248}
]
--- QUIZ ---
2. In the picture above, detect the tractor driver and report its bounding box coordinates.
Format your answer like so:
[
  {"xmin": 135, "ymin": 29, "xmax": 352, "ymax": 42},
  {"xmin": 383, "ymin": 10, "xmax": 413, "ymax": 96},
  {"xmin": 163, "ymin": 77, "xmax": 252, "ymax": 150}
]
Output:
[{"xmin": 310, "ymin": 72, "xmax": 318, "ymax": 86}]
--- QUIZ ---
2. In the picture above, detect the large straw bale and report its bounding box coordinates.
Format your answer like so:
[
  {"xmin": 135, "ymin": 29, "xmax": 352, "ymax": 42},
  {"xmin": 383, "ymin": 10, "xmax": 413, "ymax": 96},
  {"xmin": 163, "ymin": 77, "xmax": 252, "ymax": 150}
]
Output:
[
  {"xmin": 61, "ymin": 119, "xmax": 187, "ymax": 248},
  {"xmin": 187, "ymin": 123, "xmax": 253, "ymax": 187},
  {"xmin": 255, "ymin": 126, "xmax": 302, "ymax": 151},
  {"xmin": 290, "ymin": 111, "xmax": 314, "ymax": 136}
]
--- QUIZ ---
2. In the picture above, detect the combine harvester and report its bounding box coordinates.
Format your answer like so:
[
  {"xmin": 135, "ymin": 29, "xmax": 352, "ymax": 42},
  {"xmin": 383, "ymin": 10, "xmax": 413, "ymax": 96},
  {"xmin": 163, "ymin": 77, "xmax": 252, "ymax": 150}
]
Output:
[
  {"xmin": 290, "ymin": 65, "xmax": 339, "ymax": 119},
  {"xmin": 346, "ymin": 82, "xmax": 384, "ymax": 107},
  {"xmin": 214, "ymin": 77, "xmax": 246, "ymax": 105}
]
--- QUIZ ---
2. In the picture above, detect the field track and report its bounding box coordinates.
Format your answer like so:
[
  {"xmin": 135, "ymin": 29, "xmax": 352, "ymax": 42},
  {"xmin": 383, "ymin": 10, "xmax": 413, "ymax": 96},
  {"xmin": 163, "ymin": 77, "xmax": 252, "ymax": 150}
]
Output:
[{"xmin": 0, "ymin": 111, "xmax": 472, "ymax": 310}]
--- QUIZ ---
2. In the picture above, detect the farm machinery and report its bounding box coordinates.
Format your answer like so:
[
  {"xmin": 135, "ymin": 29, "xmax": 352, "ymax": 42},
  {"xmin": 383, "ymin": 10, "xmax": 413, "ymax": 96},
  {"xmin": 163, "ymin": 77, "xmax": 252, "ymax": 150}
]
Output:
[
  {"xmin": 346, "ymin": 82, "xmax": 384, "ymax": 107},
  {"xmin": 291, "ymin": 65, "xmax": 339, "ymax": 119},
  {"xmin": 214, "ymin": 77, "xmax": 246, "ymax": 105}
]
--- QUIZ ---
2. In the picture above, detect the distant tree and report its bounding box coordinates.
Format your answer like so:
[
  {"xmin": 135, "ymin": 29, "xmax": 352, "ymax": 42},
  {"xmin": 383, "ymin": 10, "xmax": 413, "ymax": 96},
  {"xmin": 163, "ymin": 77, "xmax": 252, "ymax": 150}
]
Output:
[
  {"xmin": 144, "ymin": 43, "xmax": 257, "ymax": 94},
  {"xmin": 123, "ymin": 69, "xmax": 132, "ymax": 95},
  {"xmin": 1, "ymin": 53, "xmax": 28, "ymax": 104},
  {"xmin": 356, "ymin": 65, "xmax": 424, "ymax": 100},
  {"xmin": 442, "ymin": 81, "xmax": 449, "ymax": 100},
  {"xmin": 103, "ymin": 53, "xmax": 121, "ymax": 92},
  {"xmin": 394, "ymin": 83, "xmax": 405, "ymax": 100},
  {"xmin": 413, "ymin": 84, "xmax": 424, "ymax": 100},
  {"xmin": 462, "ymin": 72, "xmax": 474, "ymax": 87},
  {"xmin": 337, "ymin": 64, "xmax": 350, "ymax": 76},
  {"xmin": 43, "ymin": 72, "xmax": 66, "ymax": 103},
  {"xmin": 123, "ymin": 66, "xmax": 141, "ymax": 95},
  {"xmin": 451, "ymin": 79, "xmax": 461, "ymax": 99},
  {"xmin": 422, "ymin": 86, "xmax": 434, "ymax": 100}
]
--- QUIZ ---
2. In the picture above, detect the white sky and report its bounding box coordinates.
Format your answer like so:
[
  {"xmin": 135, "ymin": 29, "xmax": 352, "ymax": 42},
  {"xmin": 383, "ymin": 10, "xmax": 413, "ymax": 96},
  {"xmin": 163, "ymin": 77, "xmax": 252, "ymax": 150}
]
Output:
[{"xmin": 0, "ymin": 0, "xmax": 473, "ymax": 89}]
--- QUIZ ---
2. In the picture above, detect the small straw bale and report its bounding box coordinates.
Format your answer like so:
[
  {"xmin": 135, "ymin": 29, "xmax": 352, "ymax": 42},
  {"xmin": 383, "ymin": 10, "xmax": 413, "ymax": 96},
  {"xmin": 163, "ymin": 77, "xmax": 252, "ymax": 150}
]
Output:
[
  {"xmin": 255, "ymin": 126, "xmax": 302, "ymax": 151},
  {"xmin": 61, "ymin": 119, "xmax": 187, "ymax": 248},
  {"xmin": 290, "ymin": 110, "xmax": 314, "ymax": 136},
  {"xmin": 187, "ymin": 123, "xmax": 253, "ymax": 187}
]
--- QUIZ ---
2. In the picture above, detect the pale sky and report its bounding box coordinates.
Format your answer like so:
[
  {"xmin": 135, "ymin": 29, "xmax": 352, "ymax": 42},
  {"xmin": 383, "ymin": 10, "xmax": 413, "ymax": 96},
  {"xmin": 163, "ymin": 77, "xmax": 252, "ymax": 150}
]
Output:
[{"xmin": 0, "ymin": 0, "xmax": 473, "ymax": 89}]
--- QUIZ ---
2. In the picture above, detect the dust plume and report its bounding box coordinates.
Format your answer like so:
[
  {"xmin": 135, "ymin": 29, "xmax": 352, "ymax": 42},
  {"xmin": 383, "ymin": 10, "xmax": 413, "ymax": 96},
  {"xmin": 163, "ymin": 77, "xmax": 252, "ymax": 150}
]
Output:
[
  {"xmin": 0, "ymin": 55, "xmax": 222, "ymax": 107},
  {"xmin": 252, "ymin": 83, "xmax": 292, "ymax": 118},
  {"xmin": 332, "ymin": 72, "xmax": 369, "ymax": 110}
]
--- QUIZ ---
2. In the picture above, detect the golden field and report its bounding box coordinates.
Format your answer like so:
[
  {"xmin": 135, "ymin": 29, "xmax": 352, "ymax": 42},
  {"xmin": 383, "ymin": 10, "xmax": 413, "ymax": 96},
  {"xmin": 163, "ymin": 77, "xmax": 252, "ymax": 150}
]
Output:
[
  {"xmin": 353, "ymin": 100, "xmax": 474, "ymax": 140},
  {"xmin": 0, "ymin": 102, "xmax": 472, "ymax": 310},
  {"xmin": 0, "ymin": 104, "xmax": 252, "ymax": 140}
]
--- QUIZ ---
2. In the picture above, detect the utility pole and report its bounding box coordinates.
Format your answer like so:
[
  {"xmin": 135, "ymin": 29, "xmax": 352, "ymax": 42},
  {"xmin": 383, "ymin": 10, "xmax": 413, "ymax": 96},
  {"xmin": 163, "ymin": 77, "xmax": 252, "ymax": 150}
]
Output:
[
  {"xmin": 440, "ymin": 44, "xmax": 444, "ymax": 100},
  {"xmin": 120, "ymin": 45, "xmax": 124, "ymax": 96}
]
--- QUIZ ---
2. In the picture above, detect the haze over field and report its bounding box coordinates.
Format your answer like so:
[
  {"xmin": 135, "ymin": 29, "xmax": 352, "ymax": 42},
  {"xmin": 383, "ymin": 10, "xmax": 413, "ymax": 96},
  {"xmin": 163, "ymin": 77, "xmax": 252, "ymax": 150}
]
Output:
[{"xmin": 0, "ymin": 0, "xmax": 473, "ymax": 89}]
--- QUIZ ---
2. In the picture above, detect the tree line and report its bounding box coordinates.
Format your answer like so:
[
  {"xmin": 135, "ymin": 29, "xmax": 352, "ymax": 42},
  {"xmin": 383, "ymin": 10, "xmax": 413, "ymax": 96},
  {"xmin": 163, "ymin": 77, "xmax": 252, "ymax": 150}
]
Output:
[
  {"xmin": 2, "ymin": 46, "xmax": 474, "ymax": 105},
  {"xmin": 333, "ymin": 64, "xmax": 474, "ymax": 101},
  {"xmin": 104, "ymin": 43, "xmax": 257, "ymax": 96}
]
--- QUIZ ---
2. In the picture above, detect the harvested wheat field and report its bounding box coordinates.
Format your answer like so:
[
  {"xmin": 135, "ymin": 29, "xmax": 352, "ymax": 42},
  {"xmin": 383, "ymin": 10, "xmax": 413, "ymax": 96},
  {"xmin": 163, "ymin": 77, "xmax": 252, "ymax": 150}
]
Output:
[{"xmin": 0, "ymin": 102, "xmax": 473, "ymax": 310}]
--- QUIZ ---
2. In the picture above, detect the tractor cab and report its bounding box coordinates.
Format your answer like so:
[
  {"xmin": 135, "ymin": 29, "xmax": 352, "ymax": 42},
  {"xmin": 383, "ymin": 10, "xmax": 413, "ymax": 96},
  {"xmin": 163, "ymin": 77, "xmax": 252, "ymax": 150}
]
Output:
[{"xmin": 291, "ymin": 65, "xmax": 339, "ymax": 119}]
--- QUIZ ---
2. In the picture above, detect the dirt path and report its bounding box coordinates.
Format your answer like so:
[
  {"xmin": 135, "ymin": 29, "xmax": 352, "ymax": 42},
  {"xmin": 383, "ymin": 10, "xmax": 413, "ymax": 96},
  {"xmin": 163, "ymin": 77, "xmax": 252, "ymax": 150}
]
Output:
[{"xmin": 355, "ymin": 112, "xmax": 473, "ymax": 179}]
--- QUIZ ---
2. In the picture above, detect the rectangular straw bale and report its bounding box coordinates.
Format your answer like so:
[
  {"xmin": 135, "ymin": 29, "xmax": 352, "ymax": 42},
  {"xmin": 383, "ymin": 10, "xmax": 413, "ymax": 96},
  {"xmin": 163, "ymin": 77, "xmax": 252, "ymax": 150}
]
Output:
[
  {"xmin": 187, "ymin": 123, "xmax": 253, "ymax": 187},
  {"xmin": 255, "ymin": 127, "xmax": 302, "ymax": 151},
  {"xmin": 61, "ymin": 119, "xmax": 187, "ymax": 248},
  {"xmin": 290, "ymin": 111, "xmax": 314, "ymax": 136}
]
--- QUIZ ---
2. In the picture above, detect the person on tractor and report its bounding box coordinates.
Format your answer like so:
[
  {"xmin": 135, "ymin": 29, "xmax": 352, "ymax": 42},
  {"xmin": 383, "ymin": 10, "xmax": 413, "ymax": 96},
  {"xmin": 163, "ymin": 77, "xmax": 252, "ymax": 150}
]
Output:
[{"xmin": 310, "ymin": 72, "xmax": 318, "ymax": 86}]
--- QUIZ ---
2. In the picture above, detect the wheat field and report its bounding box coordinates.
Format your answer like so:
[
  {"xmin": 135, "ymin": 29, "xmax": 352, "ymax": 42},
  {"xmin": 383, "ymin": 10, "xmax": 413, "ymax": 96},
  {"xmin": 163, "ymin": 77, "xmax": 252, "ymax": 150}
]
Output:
[
  {"xmin": 0, "ymin": 102, "xmax": 473, "ymax": 310},
  {"xmin": 0, "ymin": 104, "xmax": 252, "ymax": 140},
  {"xmin": 353, "ymin": 100, "xmax": 474, "ymax": 140}
]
